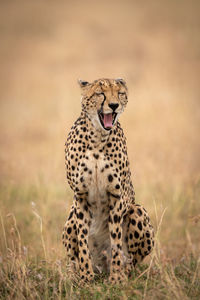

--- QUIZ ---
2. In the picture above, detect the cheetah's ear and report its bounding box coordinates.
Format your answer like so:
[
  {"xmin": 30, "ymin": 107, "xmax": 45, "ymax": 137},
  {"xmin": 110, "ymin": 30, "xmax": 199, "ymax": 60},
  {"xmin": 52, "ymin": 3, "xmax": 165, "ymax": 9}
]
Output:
[
  {"xmin": 78, "ymin": 79, "xmax": 90, "ymax": 88},
  {"xmin": 115, "ymin": 78, "xmax": 126, "ymax": 86}
]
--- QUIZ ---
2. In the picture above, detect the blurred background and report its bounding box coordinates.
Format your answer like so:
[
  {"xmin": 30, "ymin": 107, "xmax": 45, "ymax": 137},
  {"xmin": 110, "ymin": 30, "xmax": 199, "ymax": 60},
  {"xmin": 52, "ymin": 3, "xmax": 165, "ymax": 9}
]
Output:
[{"xmin": 0, "ymin": 0, "xmax": 200, "ymax": 259}]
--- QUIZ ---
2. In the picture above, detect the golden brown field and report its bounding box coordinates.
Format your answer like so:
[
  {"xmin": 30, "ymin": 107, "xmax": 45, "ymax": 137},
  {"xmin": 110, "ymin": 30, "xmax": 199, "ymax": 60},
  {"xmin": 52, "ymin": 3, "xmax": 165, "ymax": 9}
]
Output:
[{"xmin": 0, "ymin": 0, "xmax": 200, "ymax": 299}]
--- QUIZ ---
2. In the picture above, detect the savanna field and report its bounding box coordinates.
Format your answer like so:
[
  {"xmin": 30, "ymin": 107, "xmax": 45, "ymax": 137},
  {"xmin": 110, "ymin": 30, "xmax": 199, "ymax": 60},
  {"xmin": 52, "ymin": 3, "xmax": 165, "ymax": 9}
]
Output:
[{"xmin": 0, "ymin": 1, "xmax": 200, "ymax": 299}]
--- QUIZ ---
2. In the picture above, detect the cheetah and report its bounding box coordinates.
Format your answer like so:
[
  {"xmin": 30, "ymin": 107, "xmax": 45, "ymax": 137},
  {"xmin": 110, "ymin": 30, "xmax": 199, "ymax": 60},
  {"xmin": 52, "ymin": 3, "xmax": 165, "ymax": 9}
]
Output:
[{"xmin": 62, "ymin": 78, "xmax": 154, "ymax": 284}]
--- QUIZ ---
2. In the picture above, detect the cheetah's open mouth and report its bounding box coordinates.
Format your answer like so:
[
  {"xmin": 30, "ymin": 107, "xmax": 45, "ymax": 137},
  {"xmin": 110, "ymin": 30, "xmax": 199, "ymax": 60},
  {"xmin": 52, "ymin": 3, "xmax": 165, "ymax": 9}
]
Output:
[{"xmin": 98, "ymin": 112, "xmax": 117, "ymax": 130}]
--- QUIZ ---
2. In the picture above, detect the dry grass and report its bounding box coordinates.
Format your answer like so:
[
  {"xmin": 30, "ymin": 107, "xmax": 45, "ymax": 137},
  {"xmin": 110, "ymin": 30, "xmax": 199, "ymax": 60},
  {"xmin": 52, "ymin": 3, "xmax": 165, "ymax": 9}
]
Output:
[
  {"xmin": 0, "ymin": 0, "xmax": 200, "ymax": 299},
  {"xmin": 0, "ymin": 182, "xmax": 200, "ymax": 299}
]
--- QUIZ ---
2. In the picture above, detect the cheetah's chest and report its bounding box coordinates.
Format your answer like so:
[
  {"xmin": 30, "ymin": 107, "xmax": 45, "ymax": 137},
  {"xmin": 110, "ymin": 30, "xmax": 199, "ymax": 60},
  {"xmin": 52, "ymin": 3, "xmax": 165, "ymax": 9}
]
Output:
[
  {"xmin": 83, "ymin": 150, "xmax": 109, "ymax": 208},
  {"xmin": 83, "ymin": 150, "xmax": 112, "ymax": 263},
  {"xmin": 80, "ymin": 149, "xmax": 112, "ymax": 235}
]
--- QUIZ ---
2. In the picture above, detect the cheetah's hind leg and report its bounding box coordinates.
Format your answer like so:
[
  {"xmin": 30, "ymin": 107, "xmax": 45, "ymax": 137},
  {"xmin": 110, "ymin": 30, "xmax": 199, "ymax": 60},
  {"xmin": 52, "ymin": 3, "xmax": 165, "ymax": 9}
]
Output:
[{"xmin": 124, "ymin": 204, "xmax": 154, "ymax": 276}]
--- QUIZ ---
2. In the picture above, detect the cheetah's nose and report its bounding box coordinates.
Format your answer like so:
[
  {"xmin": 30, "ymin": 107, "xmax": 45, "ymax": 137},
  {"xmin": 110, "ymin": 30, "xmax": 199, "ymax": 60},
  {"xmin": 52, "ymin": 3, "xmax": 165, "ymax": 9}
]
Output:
[{"xmin": 108, "ymin": 103, "xmax": 119, "ymax": 112}]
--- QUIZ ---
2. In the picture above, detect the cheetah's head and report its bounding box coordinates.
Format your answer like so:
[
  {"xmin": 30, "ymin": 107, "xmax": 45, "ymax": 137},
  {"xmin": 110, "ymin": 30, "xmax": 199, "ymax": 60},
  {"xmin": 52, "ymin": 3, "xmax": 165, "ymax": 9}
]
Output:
[{"xmin": 79, "ymin": 78, "xmax": 128, "ymax": 131}]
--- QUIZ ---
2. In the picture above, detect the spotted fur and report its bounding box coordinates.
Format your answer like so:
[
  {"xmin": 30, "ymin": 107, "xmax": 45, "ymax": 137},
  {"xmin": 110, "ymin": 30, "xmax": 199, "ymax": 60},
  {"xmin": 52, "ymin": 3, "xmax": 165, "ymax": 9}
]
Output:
[{"xmin": 62, "ymin": 78, "xmax": 154, "ymax": 284}]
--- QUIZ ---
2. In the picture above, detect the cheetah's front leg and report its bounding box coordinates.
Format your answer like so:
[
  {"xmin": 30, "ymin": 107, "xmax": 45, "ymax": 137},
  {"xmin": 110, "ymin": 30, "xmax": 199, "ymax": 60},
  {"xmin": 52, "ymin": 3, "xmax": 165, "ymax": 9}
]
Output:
[
  {"xmin": 62, "ymin": 205, "xmax": 79, "ymax": 279},
  {"xmin": 74, "ymin": 192, "xmax": 94, "ymax": 282},
  {"xmin": 108, "ymin": 192, "xmax": 127, "ymax": 284}
]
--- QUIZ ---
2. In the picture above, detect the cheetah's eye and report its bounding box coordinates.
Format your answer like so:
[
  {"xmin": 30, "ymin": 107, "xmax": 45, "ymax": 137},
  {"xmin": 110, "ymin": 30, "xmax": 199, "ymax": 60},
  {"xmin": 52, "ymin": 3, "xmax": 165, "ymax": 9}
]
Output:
[{"xmin": 118, "ymin": 92, "xmax": 126, "ymax": 96}]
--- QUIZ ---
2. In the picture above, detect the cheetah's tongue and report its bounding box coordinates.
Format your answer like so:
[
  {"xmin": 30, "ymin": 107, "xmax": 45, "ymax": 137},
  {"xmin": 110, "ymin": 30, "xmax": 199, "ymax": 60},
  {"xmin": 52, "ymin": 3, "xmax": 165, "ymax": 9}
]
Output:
[{"xmin": 103, "ymin": 113, "xmax": 113, "ymax": 128}]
